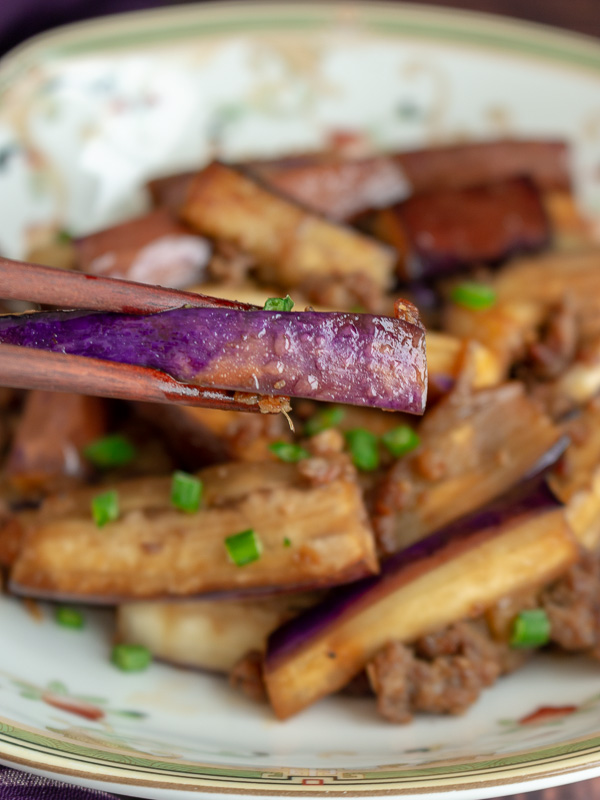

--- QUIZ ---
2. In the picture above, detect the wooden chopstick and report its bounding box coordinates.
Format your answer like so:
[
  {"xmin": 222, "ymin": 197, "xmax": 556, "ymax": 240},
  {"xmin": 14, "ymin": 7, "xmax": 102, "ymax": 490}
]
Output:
[
  {"xmin": 0, "ymin": 258, "xmax": 289, "ymax": 413},
  {"xmin": 0, "ymin": 343, "xmax": 263, "ymax": 411},
  {"xmin": 0, "ymin": 256, "xmax": 258, "ymax": 313}
]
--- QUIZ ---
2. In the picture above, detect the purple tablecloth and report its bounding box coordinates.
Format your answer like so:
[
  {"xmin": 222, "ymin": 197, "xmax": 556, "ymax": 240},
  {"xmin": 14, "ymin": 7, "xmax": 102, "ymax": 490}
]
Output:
[{"xmin": 0, "ymin": 766, "xmax": 121, "ymax": 799}]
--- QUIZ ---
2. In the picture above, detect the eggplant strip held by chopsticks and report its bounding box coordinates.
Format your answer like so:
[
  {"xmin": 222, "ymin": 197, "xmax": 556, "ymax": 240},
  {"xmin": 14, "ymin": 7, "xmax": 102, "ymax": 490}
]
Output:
[
  {"xmin": 8, "ymin": 459, "xmax": 379, "ymax": 602},
  {"xmin": 0, "ymin": 302, "xmax": 427, "ymax": 413},
  {"xmin": 263, "ymin": 480, "xmax": 577, "ymax": 719}
]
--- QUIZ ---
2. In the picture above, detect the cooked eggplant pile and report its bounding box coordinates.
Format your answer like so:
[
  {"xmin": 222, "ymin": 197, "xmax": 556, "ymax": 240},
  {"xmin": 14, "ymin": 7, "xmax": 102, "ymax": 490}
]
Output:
[{"xmin": 2, "ymin": 137, "xmax": 600, "ymax": 724}]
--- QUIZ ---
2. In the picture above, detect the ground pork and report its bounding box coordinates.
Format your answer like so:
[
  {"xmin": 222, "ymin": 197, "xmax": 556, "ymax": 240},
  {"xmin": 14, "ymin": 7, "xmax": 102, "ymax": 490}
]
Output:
[
  {"xmin": 229, "ymin": 650, "xmax": 268, "ymax": 704},
  {"xmin": 541, "ymin": 549, "xmax": 600, "ymax": 653},
  {"xmin": 367, "ymin": 620, "xmax": 525, "ymax": 724}
]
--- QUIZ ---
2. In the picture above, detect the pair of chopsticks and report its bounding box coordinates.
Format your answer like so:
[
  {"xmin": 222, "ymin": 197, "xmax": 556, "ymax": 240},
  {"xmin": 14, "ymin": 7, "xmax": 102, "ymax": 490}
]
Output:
[{"xmin": 0, "ymin": 257, "xmax": 276, "ymax": 413}]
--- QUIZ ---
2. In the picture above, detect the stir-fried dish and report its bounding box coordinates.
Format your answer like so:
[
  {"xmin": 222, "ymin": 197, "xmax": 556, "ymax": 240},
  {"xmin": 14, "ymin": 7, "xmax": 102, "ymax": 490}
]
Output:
[{"xmin": 1, "ymin": 137, "xmax": 600, "ymax": 723}]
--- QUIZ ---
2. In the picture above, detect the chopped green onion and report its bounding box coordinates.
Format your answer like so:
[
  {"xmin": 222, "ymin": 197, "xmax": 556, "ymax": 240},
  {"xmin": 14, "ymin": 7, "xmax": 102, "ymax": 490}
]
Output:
[
  {"xmin": 450, "ymin": 281, "xmax": 497, "ymax": 311},
  {"xmin": 345, "ymin": 428, "xmax": 380, "ymax": 472},
  {"xmin": 111, "ymin": 644, "xmax": 153, "ymax": 672},
  {"xmin": 269, "ymin": 441, "xmax": 310, "ymax": 463},
  {"xmin": 55, "ymin": 607, "xmax": 84, "ymax": 629},
  {"xmin": 304, "ymin": 406, "xmax": 345, "ymax": 437},
  {"xmin": 56, "ymin": 229, "xmax": 72, "ymax": 244},
  {"xmin": 225, "ymin": 528, "xmax": 262, "ymax": 567},
  {"xmin": 171, "ymin": 471, "xmax": 203, "ymax": 513},
  {"xmin": 84, "ymin": 434, "xmax": 137, "ymax": 469},
  {"xmin": 283, "ymin": 537, "xmax": 292, "ymax": 548},
  {"xmin": 510, "ymin": 609, "xmax": 551, "ymax": 648},
  {"xmin": 263, "ymin": 295, "xmax": 294, "ymax": 312},
  {"xmin": 91, "ymin": 490, "xmax": 119, "ymax": 528},
  {"xmin": 381, "ymin": 426, "xmax": 421, "ymax": 458}
]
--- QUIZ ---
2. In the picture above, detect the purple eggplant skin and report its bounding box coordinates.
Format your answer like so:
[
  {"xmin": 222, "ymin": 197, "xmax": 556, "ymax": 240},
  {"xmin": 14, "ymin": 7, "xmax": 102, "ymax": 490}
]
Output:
[
  {"xmin": 263, "ymin": 475, "xmax": 575, "ymax": 719},
  {"xmin": 266, "ymin": 478, "xmax": 560, "ymax": 667},
  {"xmin": 0, "ymin": 307, "xmax": 427, "ymax": 413}
]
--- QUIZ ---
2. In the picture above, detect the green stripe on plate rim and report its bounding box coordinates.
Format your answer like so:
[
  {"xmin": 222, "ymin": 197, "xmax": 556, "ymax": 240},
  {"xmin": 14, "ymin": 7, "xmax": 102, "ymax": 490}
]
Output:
[
  {"xmin": 1, "ymin": 0, "xmax": 600, "ymax": 87},
  {"xmin": 2, "ymin": 718, "xmax": 600, "ymax": 782}
]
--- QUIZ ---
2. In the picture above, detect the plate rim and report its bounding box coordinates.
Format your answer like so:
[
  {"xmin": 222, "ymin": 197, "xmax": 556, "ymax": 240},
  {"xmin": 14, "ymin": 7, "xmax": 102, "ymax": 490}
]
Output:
[
  {"xmin": 3, "ymin": 0, "xmax": 600, "ymax": 95},
  {"xmin": 2, "ymin": 0, "xmax": 600, "ymax": 796}
]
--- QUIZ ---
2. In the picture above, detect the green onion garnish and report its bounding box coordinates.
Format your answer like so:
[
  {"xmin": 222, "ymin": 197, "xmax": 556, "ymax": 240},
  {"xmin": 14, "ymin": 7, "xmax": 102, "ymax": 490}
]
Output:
[
  {"xmin": 111, "ymin": 644, "xmax": 153, "ymax": 672},
  {"xmin": 345, "ymin": 428, "xmax": 380, "ymax": 472},
  {"xmin": 283, "ymin": 537, "xmax": 292, "ymax": 548},
  {"xmin": 304, "ymin": 406, "xmax": 345, "ymax": 437},
  {"xmin": 263, "ymin": 295, "xmax": 294, "ymax": 312},
  {"xmin": 84, "ymin": 434, "xmax": 137, "ymax": 469},
  {"xmin": 269, "ymin": 441, "xmax": 310, "ymax": 463},
  {"xmin": 56, "ymin": 229, "xmax": 72, "ymax": 244},
  {"xmin": 55, "ymin": 607, "xmax": 84, "ymax": 629},
  {"xmin": 381, "ymin": 426, "xmax": 421, "ymax": 458},
  {"xmin": 91, "ymin": 490, "xmax": 119, "ymax": 528},
  {"xmin": 510, "ymin": 609, "xmax": 551, "ymax": 648},
  {"xmin": 450, "ymin": 281, "xmax": 497, "ymax": 311},
  {"xmin": 171, "ymin": 471, "xmax": 203, "ymax": 513},
  {"xmin": 225, "ymin": 528, "xmax": 262, "ymax": 567}
]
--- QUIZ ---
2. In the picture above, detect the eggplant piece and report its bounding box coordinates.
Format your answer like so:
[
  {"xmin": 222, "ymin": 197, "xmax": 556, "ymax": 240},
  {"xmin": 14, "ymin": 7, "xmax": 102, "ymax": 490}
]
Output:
[
  {"xmin": 426, "ymin": 332, "xmax": 503, "ymax": 396},
  {"xmin": 544, "ymin": 190, "xmax": 591, "ymax": 245},
  {"xmin": 548, "ymin": 401, "xmax": 600, "ymax": 550},
  {"xmin": 394, "ymin": 139, "xmax": 571, "ymax": 194},
  {"xmin": 76, "ymin": 208, "xmax": 211, "ymax": 289},
  {"xmin": 492, "ymin": 248, "xmax": 600, "ymax": 344},
  {"xmin": 0, "ymin": 512, "xmax": 25, "ymax": 568},
  {"xmin": 444, "ymin": 248, "xmax": 600, "ymax": 371},
  {"xmin": 180, "ymin": 162, "xmax": 395, "ymax": 293},
  {"xmin": 149, "ymin": 140, "xmax": 570, "ymax": 215},
  {"xmin": 264, "ymin": 480, "xmax": 577, "ymax": 719},
  {"xmin": 117, "ymin": 593, "xmax": 319, "ymax": 672},
  {"xmin": 5, "ymin": 391, "xmax": 107, "ymax": 494},
  {"xmin": 247, "ymin": 156, "xmax": 409, "ymax": 221},
  {"xmin": 8, "ymin": 459, "xmax": 379, "ymax": 601},
  {"xmin": 0, "ymin": 303, "xmax": 427, "ymax": 414},
  {"xmin": 365, "ymin": 177, "xmax": 550, "ymax": 281},
  {"xmin": 147, "ymin": 156, "xmax": 408, "ymax": 222},
  {"xmin": 134, "ymin": 402, "xmax": 290, "ymax": 468},
  {"xmin": 528, "ymin": 335, "xmax": 600, "ymax": 419},
  {"xmin": 147, "ymin": 171, "xmax": 197, "ymax": 214},
  {"xmin": 373, "ymin": 382, "xmax": 565, "ymax": 553}
]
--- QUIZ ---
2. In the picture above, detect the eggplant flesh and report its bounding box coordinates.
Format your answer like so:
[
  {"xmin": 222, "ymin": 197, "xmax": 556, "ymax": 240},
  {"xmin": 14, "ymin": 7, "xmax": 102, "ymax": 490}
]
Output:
[
  {"xmin": 0, "ymin": 306, "xmax": 427, "ymax": 414},
  {"xmin": 117, "ymin": 594, "xmax": 319, "ymax": 673},
  {"xmin": 264, "ymin": 482, "xmax": 577, "ymax": 719},
  {"xmin": 373, "ymin": 382, "xmax": 564, "ymax": 553},
  {"xmin": 8, "ymin": 460, "xmax": 379, "ymax": 601},
  {"xmin": 549, "ymin": 401, "xmax": 600, "ymax": 550},
  {"xmin": 180, "ymin": 162, "xmax": 395, "ymax": 292},
  {"xmin": 444, "ymin": 249, "xmax": 600, "ymax": 372}
]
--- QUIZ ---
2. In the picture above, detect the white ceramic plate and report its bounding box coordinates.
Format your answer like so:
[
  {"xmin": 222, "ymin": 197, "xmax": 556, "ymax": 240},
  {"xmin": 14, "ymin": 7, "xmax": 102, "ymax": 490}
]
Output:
[{"xmin": 2, "ymin": 3, "xmax": 600, "ymax": 798}]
